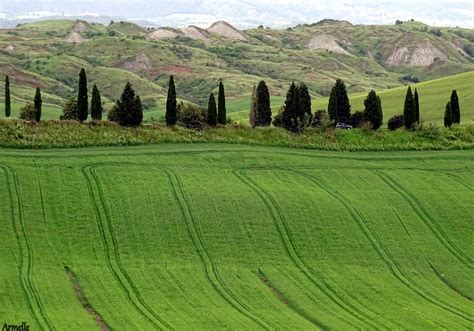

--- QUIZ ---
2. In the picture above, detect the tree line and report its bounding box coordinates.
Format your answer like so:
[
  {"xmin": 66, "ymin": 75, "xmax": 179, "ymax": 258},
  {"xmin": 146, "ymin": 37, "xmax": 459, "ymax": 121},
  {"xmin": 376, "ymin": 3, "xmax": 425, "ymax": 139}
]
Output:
[{"xmin": 3, "ymin": 72, "xmax": 461, "ymax": 131}]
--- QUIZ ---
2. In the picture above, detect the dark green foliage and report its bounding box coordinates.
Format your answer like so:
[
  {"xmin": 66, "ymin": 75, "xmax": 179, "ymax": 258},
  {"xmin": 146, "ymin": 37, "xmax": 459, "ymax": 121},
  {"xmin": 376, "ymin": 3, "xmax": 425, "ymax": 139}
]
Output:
[
  {"xmin": 165, "ymin": 75, "xmax": 177, "ymax": 126},
  {"xmin": 444, "ymin": 102, "xmax": 452, "ymax": 128},
  {"xmin": 34, "ymin": 87, "xmax": 42, "ymax": 122},
  {"xmin": 298, "ymin": 83, "xmax": 312, "ymax": 120},
  {"xmin": 91, "ymin": 84, "xmax": 103, "ymax": 121},
  {"xmin": 218, "ymin": 81, "xmax": 226, "ymax": 125},
  {"xmin": 282, "ymin": 82, "xmax": 299, "ymax": 131},
  {"xmin": 330, "ymin": 79, "xmax": 351, "ymax": 123},
  {"xmin": 363, "ymin": 90, "xmax": 383, "ymax": 130},
  {"xmin": 77, "ymin": 68, "xmax": 88, "ymax": 122},
  {"xmin": 60, "ymin": 97, "xmax": 78, "ymax": 120},
  {"xmin": 110, "ymin": 82, "xmax": 143, "ymax": 127},
  {"xmin": 403, "ymin": 86, "xmax": 416, "ymax": 129},
  {"xmin": 414, "ymin": 88, "xmax": 420, "ymax": 123},
  {"xmin": 19, "ymin": 103, "xmax": 36, "ymax": 121},
  {"xmin": 272, "ymin": 106, "xmax": 284, "ymax": 128},
  {"xmin": 207, "ymin": 93, "xmax": 217, "ymax": 126},
  {"xmin": 450, "ymin": 90, "xmax": 460, "ymax": 124},
  {"xmin": 177, "ymin": 102, "xmax": 206, "ymax": 129},
  {"xmin": 5, "ymin": 75, "xmax": 10, "ymax": 117},
  {"xmin": 249, "ymin": 84, "xmax": 257, "ymax": 128},
  {"xmin": 255, "ymin": 80, "xmax": 271, "ymax": 126},
  {"xmin": 349, "ymin": 111, "xmax": 365, "ymax": 128},
  {"xmin": 328, "ymin": 86, "xmax": 337, "ymax": 121},
  {"xmin": 387, "ymin": 114, "xmax": 405, "ymax": 130}
]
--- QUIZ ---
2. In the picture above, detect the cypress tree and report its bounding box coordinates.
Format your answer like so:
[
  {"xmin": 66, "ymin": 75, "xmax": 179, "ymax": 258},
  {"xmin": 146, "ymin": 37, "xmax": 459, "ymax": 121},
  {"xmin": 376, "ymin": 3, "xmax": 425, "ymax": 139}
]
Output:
[
  {"xmin": 328, "ymin": 86, "xmax": 337, "ymax": 121},
  {"xmin": 111, "ymin": 82, "xmax": 143, "ymax": 127},
  {"xmin": 5, "ymin": 75, "xmax": 10, "ymax": 117},
  {"xmin": 334, "ymin": 79, "xmax": 351, "ymax": 122},
  {"xmin": 414, "ymin": 88, "xmax": 420, "ymax": 123},
  {"xmin": 249, "ymin": 84, "xmax": 257, "ymax": 128},
  {"xmin": 77, "ymin": 68, "xmax": 88, "ymax": 122},
  {"xmin": 207, "ymin": 93, "xmax": 217, "ymax": 126},
  {"xmin": 255, "ymin": 80, "xmax": 271, "ymax": 126},
  {"xmin": 450, "ymin": 90, "xmax": 460, "ymax": 124},
  {"xmin": 217, "ymin": 81, "xmax": 226, "ymax": 125},
  {"xmin": 165, "ymin": 75, "xmax": 177, "ymax": 126},
  {"xmin": 34, "ymin": 87, "xmax": 42, "ymax": 122},
  {"xmin": 377, "ymin": 95, "xmax": 383, "ymax": 128},
  {"xmin": 444, "ymin": 101, "xmax": 452, "ymax": 128},
  {"xmin": 298, "ymin": 83, "xmax": 312, "ymax": 119},
  {"xmin": 91, "ymin": 84, "xmax": 102, "ymax": 121},
  {"xmin": 282, "ymin": 82, "xmax": 299, "ymax": 131},
  {"xmin": 363, "ymin": 90, "xmax": 382, "ymax": 130},
  {"xmin": 403, "ymin": 86, "xmax": 416, "ymax": 129}
]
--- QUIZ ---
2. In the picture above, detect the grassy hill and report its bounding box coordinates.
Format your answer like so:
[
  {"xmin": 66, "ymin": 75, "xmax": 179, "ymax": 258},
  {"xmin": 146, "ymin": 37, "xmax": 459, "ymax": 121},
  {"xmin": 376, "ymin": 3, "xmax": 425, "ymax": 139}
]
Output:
[
  {"xmin": 0, "ymin": 144, "xmax": 472, "ymax": 329},
  {"xmin": 0, "ymin": 18, "xmax": 472, "ymax": 120},
  {"xmin": 227, "ymin": 72, "xmax": 474, "ymax": 125}
]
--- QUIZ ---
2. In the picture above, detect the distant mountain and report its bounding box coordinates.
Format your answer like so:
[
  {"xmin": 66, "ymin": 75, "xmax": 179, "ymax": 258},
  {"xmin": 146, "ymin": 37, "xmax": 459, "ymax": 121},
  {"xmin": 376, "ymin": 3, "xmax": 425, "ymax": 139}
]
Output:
[{"xmin": 0, "ymin": 18, "xmax": 473, "ymax": 119}]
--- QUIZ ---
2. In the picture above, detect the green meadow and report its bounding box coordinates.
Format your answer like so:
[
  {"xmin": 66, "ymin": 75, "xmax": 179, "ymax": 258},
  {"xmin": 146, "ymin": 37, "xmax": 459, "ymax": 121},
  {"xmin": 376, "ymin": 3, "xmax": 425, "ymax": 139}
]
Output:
[{"xmin": 0, "ymin": 144, "xmax": 472, "ymax": 329}]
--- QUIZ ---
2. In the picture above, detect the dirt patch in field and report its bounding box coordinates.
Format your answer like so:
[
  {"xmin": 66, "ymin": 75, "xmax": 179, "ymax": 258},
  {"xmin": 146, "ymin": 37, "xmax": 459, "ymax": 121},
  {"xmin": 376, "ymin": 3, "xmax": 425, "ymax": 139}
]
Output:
[
  {"xmin": 146, "ymin": 28, "xmax": 181, "ymax": 40},
  {"xmin": 306, "ymin": 34, "xmax": 351, "ymax": 55},
  {"xmin": 0, "ymin": 63, "xmax": 45, "ymax": 88},
  {"xmin": 73, "ymin": 21, "xmax": 88, "ymax": 33},
  {"xmin": 119, "ymin": 52, "xmax": 153, "ymax": 72},
  {"xmin": 4, "ymin": 44, "xmax": 14, "ymax": 52},
  {"xmin": 386, "ymin": 42, "xmax": 447, "ymax": 66},
  {"xmin": 161, "ymin": 64, "xmax": 194, "ymax": 74},
  {"xmin": 65, "ymin": 266, "xmax": 110, "ymax": 331},
  {"xmin": 64, "ymin": 32, "xmax": 85, "ymax": 44},
  {"xmin": 207, "ymin": 21, "xmax": 246, "ymax": 41},
  {"xmin": 180, "ymin": 25, "xmax": 209, "ymax": 41}
]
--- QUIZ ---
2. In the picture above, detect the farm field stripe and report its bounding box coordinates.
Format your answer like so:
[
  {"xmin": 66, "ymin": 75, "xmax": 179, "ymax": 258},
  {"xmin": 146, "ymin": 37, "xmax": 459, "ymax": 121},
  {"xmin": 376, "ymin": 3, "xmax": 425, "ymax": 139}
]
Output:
[
  {"xmin": 1, "ymin": 166, "xmax": 44, "ymax": 330},
  {"xmin": 82, "ymin": 165, "xmax": 171, "ymax": 330},
  {"xmin": 427, "ymin": 262, "xmax": 473, "ymax": 302},
  {"xmin": 161, "ymin": 167, "xmax": 276, "ymax": 330},
  {"xmin": 298, "ymin": 171, "xmax": 473, "ymax": 323},
  {"xmin": 234, "ymin": 170, "xmax": 386, "ymax": 330},
  {"xmin": 374, "ymin": 171, "xmax": 473, "ymax": 269},
  {"xmin": 1, "ymin": 166, "xmax": 55, "ymax": 331},
  {"xmin": 257, "ymin": 268, "xmax": 328, "ymax": 330}
]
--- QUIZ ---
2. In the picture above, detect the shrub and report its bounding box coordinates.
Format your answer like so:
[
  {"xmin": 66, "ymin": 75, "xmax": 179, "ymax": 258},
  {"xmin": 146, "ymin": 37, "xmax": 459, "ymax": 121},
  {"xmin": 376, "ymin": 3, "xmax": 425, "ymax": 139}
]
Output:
[
  {"xmin": 60, "ymin": 97, "xmax": 78, "ymax": 120},
  {"xmin": 387, "ymin": 115, "xmax": 405, "ymax": 130},
  {"xmin": 349, "ymin": 111, "xmax": 365, "ymax": 128},
  {"xmin": 177, "ymin": 102, "xmax": 206, "ymax": 129},
  {"xmin": 19, "ymin": 103, "xmax": 36, "ymax": 121}
]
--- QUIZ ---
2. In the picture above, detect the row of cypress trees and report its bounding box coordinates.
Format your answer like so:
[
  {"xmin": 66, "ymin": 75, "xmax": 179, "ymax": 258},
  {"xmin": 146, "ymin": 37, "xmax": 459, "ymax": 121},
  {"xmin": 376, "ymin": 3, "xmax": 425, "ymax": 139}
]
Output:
[{"xmin": 164, "ymin": 75, "xmax": 227, "ymax": 127}]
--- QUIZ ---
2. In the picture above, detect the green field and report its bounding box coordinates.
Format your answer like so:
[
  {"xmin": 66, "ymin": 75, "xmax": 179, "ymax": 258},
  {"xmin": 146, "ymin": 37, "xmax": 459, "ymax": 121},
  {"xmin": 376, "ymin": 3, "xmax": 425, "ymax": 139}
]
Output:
[{"xmin": 0, "ymin": 144, "xmax": 472, "ymax": 329}]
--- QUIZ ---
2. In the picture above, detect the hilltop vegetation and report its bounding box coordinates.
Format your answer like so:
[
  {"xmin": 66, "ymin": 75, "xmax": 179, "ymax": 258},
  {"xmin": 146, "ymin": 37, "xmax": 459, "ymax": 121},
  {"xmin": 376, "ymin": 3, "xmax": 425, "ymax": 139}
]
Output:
[
  {"xmin": 0, "ymin": 145, "xmax": 472, "ymax": 329},
  {"xmin": 0, "ymin": 18, "xmax": 473, "ymax": 120}
]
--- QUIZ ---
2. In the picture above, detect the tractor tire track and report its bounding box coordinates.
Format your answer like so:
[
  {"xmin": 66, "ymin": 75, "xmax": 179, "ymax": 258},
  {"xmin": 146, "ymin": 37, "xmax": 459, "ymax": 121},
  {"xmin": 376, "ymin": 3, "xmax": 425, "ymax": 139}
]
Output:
[
  {"xmin": 234, "ymin": 170, "xmax": 387, "ymax": 330},
  {"xmin": 161, "ymin": 168, "xmax": 276, "ymax": 330},
  {"xmin": 1, "ymin": 166, "xmax": 55, "ymax": 330},
  {"xmin": 298, "ymin": 171, "xmax": 473, "ymax": 323},
  {"xmin": 374, "ymin": 171, "xmax": 473, "ymax": 269},
  {"xmin": 257, "ymin": 268, "xmax": 328, "ymax": 330},
  {"xmin": 82, "ymin": 165, "xmax": 171, "ymax": 330}
]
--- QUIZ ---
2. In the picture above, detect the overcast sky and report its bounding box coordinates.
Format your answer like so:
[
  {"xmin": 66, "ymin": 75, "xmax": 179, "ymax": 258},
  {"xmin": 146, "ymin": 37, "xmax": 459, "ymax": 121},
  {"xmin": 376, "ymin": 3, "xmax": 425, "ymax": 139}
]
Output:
[{"xmin": 1, "ymin": 0, "xmax": 473, "ymax": 28}]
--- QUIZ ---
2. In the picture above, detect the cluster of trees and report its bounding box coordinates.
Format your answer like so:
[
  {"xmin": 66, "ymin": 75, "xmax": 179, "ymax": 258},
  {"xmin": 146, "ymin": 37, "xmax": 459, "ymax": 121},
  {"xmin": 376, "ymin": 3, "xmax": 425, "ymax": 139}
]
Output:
[
  {"xmin": 164, "ymin": 75, "xmax": 228, "ymax": 128},
  {"xmin": 3, "ymin": 73, "xmax": 462, "ymax": 132},
  {"xmin": 444, "ymin": 90, "xmax": 461, "ymax": 128}
]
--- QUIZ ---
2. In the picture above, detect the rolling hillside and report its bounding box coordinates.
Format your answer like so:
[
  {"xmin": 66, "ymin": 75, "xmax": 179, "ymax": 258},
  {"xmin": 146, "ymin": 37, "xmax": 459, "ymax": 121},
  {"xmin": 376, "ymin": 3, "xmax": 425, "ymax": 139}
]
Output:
[
  {"xmin": 0, "ymin": 144, "xmax": 472, "ymax": 329},
  {"xmin": 228, "ymin": 72, "xmax": 474, "ymax": 125},
  {"xmin": 0, "ymin": 18, "xmax": 473, "ymax": 121}
]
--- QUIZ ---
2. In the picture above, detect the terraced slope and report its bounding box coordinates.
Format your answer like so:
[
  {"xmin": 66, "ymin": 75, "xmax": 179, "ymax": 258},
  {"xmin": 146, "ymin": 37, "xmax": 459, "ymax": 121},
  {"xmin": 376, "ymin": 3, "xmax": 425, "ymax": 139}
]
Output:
[{"xmin": 0, "ymin": 144, "xmax": 473, "ymax": 329}]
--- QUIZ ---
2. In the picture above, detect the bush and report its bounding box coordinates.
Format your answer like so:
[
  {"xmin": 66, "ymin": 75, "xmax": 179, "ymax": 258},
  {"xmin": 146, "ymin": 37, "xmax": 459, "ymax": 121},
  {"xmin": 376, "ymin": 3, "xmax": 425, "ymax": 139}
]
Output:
[
  {"xmin": 349, "ymin": 111, "xmax": 365, "ymax": 128},
  {"xmin": 177, "ymin": 102, "xmax": 206, "ymax": 129},
  {"xmin": 60, "ymin": 97, "xmax": 78, "ymax": 120},
  {"xmin": 312, "ymin": 110, "xmax": 332, "ymax": 132},
  {"xmin": 387, "ymin": 115, "xmax": 405, "ymax": 130},
  {"xmin": 19, "ymin": 103, "xmax": 36, "ymax": 121}
]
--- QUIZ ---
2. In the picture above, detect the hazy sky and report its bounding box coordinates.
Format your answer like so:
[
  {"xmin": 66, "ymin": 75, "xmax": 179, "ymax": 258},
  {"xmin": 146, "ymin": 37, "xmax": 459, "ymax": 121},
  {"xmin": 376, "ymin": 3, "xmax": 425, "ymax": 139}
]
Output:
[{"xmin": 1, "ymin": 0, "xmax": 473, "ymax": 28}]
